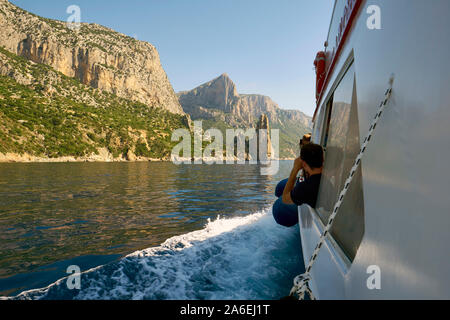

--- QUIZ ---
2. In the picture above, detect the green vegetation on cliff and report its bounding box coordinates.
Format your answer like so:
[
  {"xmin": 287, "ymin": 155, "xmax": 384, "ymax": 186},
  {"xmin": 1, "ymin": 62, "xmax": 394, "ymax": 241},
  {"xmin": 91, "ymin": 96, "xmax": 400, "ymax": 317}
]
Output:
[{"xmin": 0, "ymin": 46, "xmax": 190, "ymax": 159}]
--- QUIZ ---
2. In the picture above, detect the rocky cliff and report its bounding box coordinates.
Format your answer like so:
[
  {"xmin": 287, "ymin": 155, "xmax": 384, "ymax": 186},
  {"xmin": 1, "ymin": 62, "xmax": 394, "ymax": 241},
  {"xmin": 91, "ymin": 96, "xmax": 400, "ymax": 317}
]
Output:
[
  {"xmin": 178, "ymin": 74, "xmax": 312, "ymax": 158},
  {"xmin": 0, "ymin": 0, "xmax": 191, "ymax": 162},
  {"xmin": 0, "ymin": 0, "xmax": 183, "ymax": 114},
  {"xmin": 256, "ymin": 114, "xmax": 272, "ymax": 160},
  {"xmin": 0, "ymin": 45, "xmax": 190, "ymax": 162},
  {"xmin": 179, "ymin": 74, "xmax": 311, "ymax": 126},
  {"xmin": 178, "ymin": 73, "xmax": 239, "ymax": 115}
]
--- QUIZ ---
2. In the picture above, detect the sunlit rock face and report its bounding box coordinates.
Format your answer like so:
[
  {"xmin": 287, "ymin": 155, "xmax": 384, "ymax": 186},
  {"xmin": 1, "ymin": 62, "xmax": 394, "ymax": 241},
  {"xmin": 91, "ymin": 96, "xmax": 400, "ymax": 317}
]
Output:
[
  {"xmin": 0, "ymin": 0, "xmax": 184, "ymax": 114},
  {"xmin": 178, "ymin": 73, "xmax": 311, "ymax": 127},
  {"xmin": 178, "ymin": 73, "xmax": 312, "ymax": 158},
  {"xmin": 256, "ymin": 114, "xmax": 272, "ymax": 160}
]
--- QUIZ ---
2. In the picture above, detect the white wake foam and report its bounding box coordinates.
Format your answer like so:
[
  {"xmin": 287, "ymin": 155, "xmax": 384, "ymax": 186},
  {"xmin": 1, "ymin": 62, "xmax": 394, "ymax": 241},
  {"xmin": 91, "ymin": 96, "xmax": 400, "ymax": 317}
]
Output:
[{"xmin": 10, "ymin": 209, "xmax": 304, "ymax": 300}]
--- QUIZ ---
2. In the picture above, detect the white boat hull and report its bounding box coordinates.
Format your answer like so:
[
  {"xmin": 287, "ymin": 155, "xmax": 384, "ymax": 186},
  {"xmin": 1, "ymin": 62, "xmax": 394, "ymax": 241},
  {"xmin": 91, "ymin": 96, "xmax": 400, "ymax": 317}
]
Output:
[{"xmin": 299, "ymin": 0, "xmax": 450, "ymax": 299}]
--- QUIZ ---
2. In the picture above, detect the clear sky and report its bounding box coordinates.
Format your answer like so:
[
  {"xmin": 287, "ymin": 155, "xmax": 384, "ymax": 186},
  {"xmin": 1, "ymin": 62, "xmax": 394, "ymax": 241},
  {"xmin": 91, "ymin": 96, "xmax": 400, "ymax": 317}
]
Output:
[{"xmin": 10, "ymin": 0, "xmax": 334, "ymax": 116}]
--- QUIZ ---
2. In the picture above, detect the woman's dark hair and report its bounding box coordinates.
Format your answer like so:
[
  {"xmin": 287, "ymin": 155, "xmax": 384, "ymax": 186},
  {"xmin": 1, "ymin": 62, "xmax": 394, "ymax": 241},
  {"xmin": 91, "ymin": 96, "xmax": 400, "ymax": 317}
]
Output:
[
  {"xmin": 300, "ymin": 133, "xmax": 312, "ymax": 147},
  {"xmin": 300, "ymin": 143, "xmax": 324, "ymax": 169}
]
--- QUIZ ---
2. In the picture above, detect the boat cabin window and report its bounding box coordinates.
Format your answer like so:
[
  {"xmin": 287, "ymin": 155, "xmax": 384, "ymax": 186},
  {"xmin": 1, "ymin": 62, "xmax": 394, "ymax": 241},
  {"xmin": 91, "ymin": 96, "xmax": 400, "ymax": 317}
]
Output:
[
  {"xmin": 315, "ymin": 63, "xmax": 365, "ymax": 262},
  {"xmin": 321, "ymin": 96, "xmax": 334, "ymax": 149}
]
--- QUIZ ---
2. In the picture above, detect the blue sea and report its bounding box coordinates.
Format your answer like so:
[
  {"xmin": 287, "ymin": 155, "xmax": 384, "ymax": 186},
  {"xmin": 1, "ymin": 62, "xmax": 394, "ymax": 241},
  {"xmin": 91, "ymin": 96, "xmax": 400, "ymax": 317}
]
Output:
[{"xmin": 0, "ymin": 161, "xmax": 304, "ymax": 300}]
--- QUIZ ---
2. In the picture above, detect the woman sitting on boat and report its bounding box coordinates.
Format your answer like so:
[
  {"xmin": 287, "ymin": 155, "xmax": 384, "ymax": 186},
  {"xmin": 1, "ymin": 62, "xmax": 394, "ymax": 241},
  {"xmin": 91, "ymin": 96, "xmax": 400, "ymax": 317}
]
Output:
[{"xmin": 273, "ymin": 143, "xmax": 324, "ymax": 227}]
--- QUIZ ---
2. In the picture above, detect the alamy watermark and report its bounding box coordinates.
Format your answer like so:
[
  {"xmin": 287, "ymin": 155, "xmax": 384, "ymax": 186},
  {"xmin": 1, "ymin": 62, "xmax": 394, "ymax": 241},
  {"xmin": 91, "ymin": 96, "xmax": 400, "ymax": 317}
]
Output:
[
  {"xmin": 66, "ymin": 265, "xmax": 81, "ymax": 290},
  {"xmin": 366, "ymin": 5, "xmax": 381, "ymax": 30},
  {"xmin": 171, "ymin": 121, "xmax": 280, "ymax": 176},
  {"xmin": 66, "ymin": 5, "xmax": 81, "ymax": 31},
  {"xmin": 366, "ymin": 265, "xmax": 381, "ymax": 290}
]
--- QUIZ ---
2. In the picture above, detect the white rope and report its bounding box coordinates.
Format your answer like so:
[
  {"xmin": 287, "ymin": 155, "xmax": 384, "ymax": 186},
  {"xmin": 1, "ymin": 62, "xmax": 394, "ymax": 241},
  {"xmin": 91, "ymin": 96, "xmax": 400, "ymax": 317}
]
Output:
[{"xmin": 290, "ymin": 76, "xmax": 394, "ymax": 300}]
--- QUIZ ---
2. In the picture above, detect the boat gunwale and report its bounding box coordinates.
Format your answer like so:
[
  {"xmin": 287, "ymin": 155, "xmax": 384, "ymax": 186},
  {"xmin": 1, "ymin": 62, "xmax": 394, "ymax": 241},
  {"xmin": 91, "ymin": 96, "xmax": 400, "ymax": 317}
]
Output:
[{"xmin": 313, "ymin": 0, "xmax": 364, "ymax": 121}]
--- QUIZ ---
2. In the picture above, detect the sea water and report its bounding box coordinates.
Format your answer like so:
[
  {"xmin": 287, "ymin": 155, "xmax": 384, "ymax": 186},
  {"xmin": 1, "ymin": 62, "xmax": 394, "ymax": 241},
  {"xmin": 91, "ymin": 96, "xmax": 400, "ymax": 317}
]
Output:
[{"xmin": 0, "ymin": 161, "xmax": 304, "ymax": 300}]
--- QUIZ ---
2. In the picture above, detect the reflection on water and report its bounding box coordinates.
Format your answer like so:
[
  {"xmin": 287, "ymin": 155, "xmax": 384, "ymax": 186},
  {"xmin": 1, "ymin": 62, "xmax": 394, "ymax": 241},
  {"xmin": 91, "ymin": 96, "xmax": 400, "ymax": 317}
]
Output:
[{"xmin": 0, "ymin": 161, "xmax": 293, "ymax": 296}]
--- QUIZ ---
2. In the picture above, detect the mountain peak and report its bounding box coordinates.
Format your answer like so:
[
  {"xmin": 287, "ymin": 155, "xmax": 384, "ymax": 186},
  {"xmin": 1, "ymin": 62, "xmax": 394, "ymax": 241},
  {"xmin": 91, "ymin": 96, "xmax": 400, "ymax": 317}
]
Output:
[
  {"xmin": 178, "ymin": 74, "xmax": 312, "ymax": 158},
  {"xmin": 218, "ymin": 73, "xmax": 231, "ymax": 80},
  {"xmin": 211, "ymin": 73, "xmax": 234, "ymax": 86},
  {"xmin": 177, "ymin": 73, "xmax": 239, "ymax": 114}
]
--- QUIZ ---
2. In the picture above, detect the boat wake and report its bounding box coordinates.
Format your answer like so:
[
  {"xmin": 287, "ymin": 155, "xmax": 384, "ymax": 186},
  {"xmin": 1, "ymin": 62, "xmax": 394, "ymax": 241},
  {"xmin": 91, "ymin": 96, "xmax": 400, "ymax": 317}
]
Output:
[{"xmin": 7, "ymin": 209, "xmax": 304, "ymax": 300}]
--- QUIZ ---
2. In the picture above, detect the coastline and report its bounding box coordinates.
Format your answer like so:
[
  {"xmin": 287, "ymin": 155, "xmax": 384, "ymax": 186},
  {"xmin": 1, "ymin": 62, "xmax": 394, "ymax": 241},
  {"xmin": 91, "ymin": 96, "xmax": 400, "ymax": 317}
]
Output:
[
  {"xmin": 0, "ymin": 152, "xmax": 296, "ymax": 163},
  {"xmin": 0, "ymin": 151, "xmax": 166, "ymax": 163}
]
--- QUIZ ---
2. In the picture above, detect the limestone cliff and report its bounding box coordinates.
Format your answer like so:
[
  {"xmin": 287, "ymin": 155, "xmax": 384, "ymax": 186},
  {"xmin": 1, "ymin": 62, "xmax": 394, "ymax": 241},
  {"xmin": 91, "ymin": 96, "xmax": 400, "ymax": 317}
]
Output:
[
  {"xmin": 256, "ymin": 114, "xmax": 272, "ymax": 160},
  {"xmin": 178, "ymin": 74, "xmax": 311, "ymax": 127},
  {"xmin": 178, "ymin": 74, "xmax": 312, "ymax": 158},
  {"xmin": 0, "ymin": 41, "xmax": 190, "ymax": 161},
  {"xmin": 0, "ymin": 0, "xmax": 183, "ymax": 114}
]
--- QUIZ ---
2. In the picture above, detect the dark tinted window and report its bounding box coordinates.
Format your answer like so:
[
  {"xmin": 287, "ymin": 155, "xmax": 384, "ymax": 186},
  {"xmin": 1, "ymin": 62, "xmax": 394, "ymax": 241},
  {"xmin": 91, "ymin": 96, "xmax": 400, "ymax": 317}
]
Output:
[{"xmin": 315, "ymin": 63, "xmax": 365, "ymax": 261}]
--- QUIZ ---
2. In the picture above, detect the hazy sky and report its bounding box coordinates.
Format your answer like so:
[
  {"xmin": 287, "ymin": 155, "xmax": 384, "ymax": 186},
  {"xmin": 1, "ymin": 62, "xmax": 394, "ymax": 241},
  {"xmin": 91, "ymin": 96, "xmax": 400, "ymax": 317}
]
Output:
[{"xmin": 10, "ymin": 0, "xmax": 334, "ymax": 116}]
